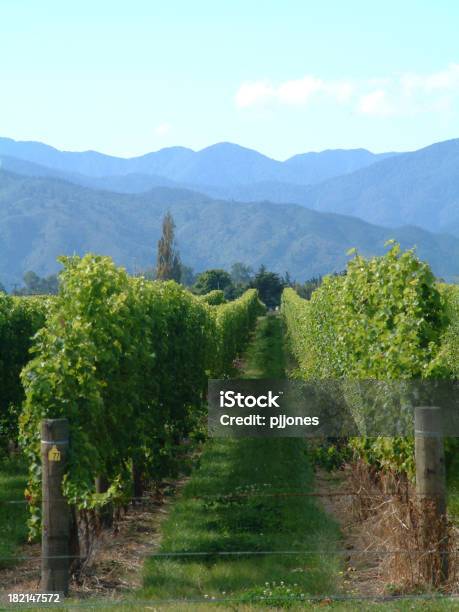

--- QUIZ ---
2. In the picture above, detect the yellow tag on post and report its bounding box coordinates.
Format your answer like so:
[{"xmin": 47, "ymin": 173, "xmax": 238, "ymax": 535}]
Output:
[{"xmin": 48, "ymin": 445, "xmax": 61, "ymax": 462}]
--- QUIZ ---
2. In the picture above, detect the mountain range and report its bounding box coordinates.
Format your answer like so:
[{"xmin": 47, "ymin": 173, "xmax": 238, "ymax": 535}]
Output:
[
  {"xmin": 0, "ymin": 136, "xmax": 458, "ymax": 288},
  {"xmin": 0, "ymin": 137, "xmax": 394, "ymax": 185},
  {"xmin": 191, "ymin": 139, "xmax": 459, "ymax": 237},
  {"xmin": 2, "ymin": 136, "xmax": 459, "ymax": 235},
  {"xmin": 0, "ymin": 168, "xmax": 459, "ymax": 289}
]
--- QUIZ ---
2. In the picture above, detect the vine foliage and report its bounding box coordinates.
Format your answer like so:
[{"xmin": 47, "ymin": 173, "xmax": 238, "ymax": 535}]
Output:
[
  {"xmin": 281, "ymin": 243, "xmax": 452, "ymax": 477},
  {"xmin": 19, "ymin": 255, "xmax": 263, "ymax": 540}
]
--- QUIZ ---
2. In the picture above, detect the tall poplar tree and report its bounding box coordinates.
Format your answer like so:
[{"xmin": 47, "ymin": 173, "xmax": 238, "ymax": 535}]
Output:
[{"xmin": 155, "ymin": 212, "xmax": 182, "ymax": 281}]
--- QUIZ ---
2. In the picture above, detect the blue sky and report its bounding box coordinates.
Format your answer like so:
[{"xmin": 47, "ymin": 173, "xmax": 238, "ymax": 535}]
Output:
[{"xmin": 1, "ymin": 0, "xmax": 458, "ymax": 159}]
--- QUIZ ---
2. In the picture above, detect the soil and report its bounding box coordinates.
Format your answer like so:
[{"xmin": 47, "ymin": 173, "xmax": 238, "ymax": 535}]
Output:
[
  {"xmin": 315, "ymin": 466, "xmax": 459, "ymax": 597},
  {"xmin": 2, "ymin": 457, "xmax": 457, "ymax": 603},
  {"xmin": 0, "ymin": 478, "xmax": 188, "ymax": 601},
  {"xmin": 314, "ymin": 467, "xmax": 385, "ymax": 597}
]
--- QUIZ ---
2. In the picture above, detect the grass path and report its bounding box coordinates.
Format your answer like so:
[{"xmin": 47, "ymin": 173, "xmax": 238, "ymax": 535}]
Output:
[
  {"xmin": 135, "ymin": 315, "xmax": 459, "ymax": 610},
  {"xmin": 138, "ymin": 314, "xmax": 343, "ymax": 606},
  {"xmin": 0, "ymin": 455, "xmax": 28, "ymax": 569},
  {"xmin": 2, "ymin": 315, "xmax": 457, "ymax": 610}
]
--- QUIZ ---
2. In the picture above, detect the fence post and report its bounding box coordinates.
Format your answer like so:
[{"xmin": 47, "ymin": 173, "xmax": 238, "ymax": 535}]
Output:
[
  {"xmin": 414, "ymin": 406, "xmax": 448, "ymax": 584},
  {"xmin": 41, "ymin": 418, "xmax": 70, "ymax": 595}
]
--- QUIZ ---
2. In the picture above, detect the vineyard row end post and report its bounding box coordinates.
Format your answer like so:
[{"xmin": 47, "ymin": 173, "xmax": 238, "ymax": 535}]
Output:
[
  {"xmin": 41, "ymin": 418, "xmax": 70, "ymax": 595},
  {"xmin": 414, "ymin": 406, "xmax": 448, "ymax": 584}
]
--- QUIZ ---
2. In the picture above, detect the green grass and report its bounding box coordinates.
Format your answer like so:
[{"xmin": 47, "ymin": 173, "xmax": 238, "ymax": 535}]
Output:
[
  {"xmin": 23, "ymin": 596, "xmax": 459, "ymax": 611},
  {"xmin": 17, "ymin": 316, "xmax": 459, "ymax": 610},
  {"xmin": 140, "ymin": 437, "xmax": 342, "ymax": 602},
  {"xmin": 241, "ymin": 314, "xmax": 285, "ymax": 379},
  {"xmin": 138, "ymin": 314, "xmax": 343, "ymax": 605},
  {"xmin": 0, "ymin": 454, "xmax": 28, "ymax": 568},
  {"xmin": 4, "ymin": 315, "xmax": 457, "ymax": 611}
]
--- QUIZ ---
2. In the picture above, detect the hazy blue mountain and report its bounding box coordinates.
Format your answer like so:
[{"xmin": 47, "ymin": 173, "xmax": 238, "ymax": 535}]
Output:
[
  {"xmin": 0, "ymin": 155, "xmax": 181, "ymax": 191},
  {"xmin": 0, "ymin": 138, "xmax": 129, "ymax": 176},
  {"xmin": 0, "ymin": 137, "xmax": 394, "ymax": 186},
  {"xmin": 0, "ymin": 153, "xmax": 295, "ymax": 197},
  {"xmin": 0, "ymin": 137, "xmax": 196, "ymax": 178},
  {"xmin": 194, "ymin": 180, "xmax": 332, "ymax": 204},
  {"xmin": 196, "ymin": 139, "xmax": 459, "ymax": 237},
  {"xmin": 0, "ymin": 169, "xmax": 458, "ymax": 289},
  {"xmin": 2, "ymin": 137, "xmax": 459, "ymax": 239},
  {"xmin": 287, "ymin": 138, "xmax": 459, "ymax": 235},
  {"xmin": 284, "ymin": 148, "xmax": 396, "ymax": 183},
  {"xmin": 180, "ymin": 140, "xmax": 459, "ymax": 237}
]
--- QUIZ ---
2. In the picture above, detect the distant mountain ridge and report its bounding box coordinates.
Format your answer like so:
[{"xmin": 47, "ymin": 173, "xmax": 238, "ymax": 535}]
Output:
[
  {"xmin": 0, "ymin": 168, "xmax": 458, "ymax": 289},
  {"xmin": 5, "ymin": 136, "xmax": 459, "ymax": 238},
  {"xmin": 0, "ymin": 137, "xmax": 395, "ymax": 186},
  {"xmin": 0, "ymin": 155, "xmax": 181, "ymax": 191},
  {"xmin": 2, "ymin": 135, "xmax": 459, "ymax": 287},
  {"xmin": 179, "ymin": 138, "xmax": 459, "ymax": 238},
  {"xmin": 293, "ymin": 138, "xmax": 459, "ymax": 235}
]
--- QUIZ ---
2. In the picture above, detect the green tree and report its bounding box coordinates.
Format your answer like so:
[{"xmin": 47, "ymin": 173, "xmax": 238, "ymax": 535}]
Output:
[
  {"xmin": 295, "ymin": 276, "xmax": 323, "ymax": 300},
  {"xmin": 230, "ymin": 262, "xmax": 253, "ymax": 286},
  {"xmin": 139, "ymin": 267, "xmax": 155, "ymax": 281},
  {"xmin": 251, "ymin": 265, "xmax": 284, "ymax": 309},
  {"xmin": 140, "ymin": 262, "xmax": 194, "ymax": 287},
  {"xmin": 180, "ymin": 264, "xmax": 196, "ymax": 287},
  {"xmin": 194, "ymin": 269, "xmax": 233, "ymax": 295},
  {"xmin": 13, "ymin": 271, "xmax": 59, "ymax": 295},
  {"xmin": 282, "ymin": 271, "xmax": 293, "ymax": 287},
  {"xmin": 155, "ymin": 212, "xmax": 181, "ymax": 281}
]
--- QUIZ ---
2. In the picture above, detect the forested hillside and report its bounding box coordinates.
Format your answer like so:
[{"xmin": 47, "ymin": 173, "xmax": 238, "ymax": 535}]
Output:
[
  {"xmin": 1, "ymin": 169, "xmax": 459, "ymax": 288},
  {"xmin": 280, "ymin": 138, "xmax": 459, "ymax": 234}
]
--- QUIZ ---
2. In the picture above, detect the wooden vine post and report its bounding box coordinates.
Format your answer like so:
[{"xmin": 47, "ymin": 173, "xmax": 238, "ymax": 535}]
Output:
[
  {"xmin": 414, "ymin": 406, "xmax": 448, "ymax": 585},
  {"xmin": 41, "ymin": 418, "xmax": 70, "ymax": 595}
]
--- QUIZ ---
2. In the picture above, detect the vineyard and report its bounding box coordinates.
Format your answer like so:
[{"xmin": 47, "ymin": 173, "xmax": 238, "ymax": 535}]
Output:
[
  {"xmin": 282, "ymin": 243, "xmax": 459, "ymax": 590},
  {"xmin": 0, "ymin": 245, "xmax": 459, "ymax": 608},
  {"xmin": 0, "ymin": 294, "xmax": 50, "ymax": 456},
  {"xmin": 281, "ymin": 243, "xmax": 459, "ymax": 476},
  {"xmin": 1, "ymin": 255, "xmax": 264, "ymax": 557}
]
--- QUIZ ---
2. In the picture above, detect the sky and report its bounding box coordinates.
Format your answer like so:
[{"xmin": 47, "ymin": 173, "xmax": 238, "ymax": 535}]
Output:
[{"xmin": 1, "ymin": 0, "xmax": 459, "ymax": 159}]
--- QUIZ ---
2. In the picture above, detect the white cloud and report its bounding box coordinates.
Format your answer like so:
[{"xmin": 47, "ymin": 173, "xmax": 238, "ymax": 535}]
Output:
[
  {"xmin": 358, "ymin": 64, "xmax": 459, "ymax": 117},
  {"xmin": 400, "ymin": 63, "xmax": 459, "ymax": 94},
  {"xmin": 235, "ymin": 75, "xmax": 353, "ymax": 109},
  {"xmin": 325, "ymin": 81, "xmax": 354, "ymax": 103},
  {"xmin": 235, "ymin": 81, "xmax": 274, "ymax": 108},
  {"xmin": 155, "ymin": 122, "xmax": 171, "ymax": 135},
  {"xmin": 236, "ymin": 63, "xmax": 459, "ymax": 118},
  {"xmin": 358, "ymin": 90, "xmax": 393, "ymax": 116},
  {"xmin": 277, "ymin": 76, "xmax": 323, "ymax": 104}
]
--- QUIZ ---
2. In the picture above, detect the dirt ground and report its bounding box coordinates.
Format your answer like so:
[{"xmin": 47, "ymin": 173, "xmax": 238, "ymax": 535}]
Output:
[
  {"xmin": 315, "ymin": 466, "xmax": 459, "ymax": 597},
  {"xmin": 2, "ymin": 463, "xmax": 457, "ymax": 604},
  {"xmin": 314, "ymin": 468, "xmax": 384, "ymax": 597},
  {"xmin": 0, "ymin": 478, "xmax": 188, "ymax": 601}
]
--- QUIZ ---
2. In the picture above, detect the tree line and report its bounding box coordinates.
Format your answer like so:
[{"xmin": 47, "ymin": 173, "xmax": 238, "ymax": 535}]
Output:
[{"xmin": 0, "ymin": 212, "xmax": 330, "ymax": 307}]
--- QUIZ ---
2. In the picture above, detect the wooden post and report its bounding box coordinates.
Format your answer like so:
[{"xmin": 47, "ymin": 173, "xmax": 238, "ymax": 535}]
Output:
[
  {"xmin": 414, "ymin": 406, "xmax": 448, "ymax": 584},
  {"xmin": 41, "ymin": 418, "xmax": 70, "ymax": 595}
]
